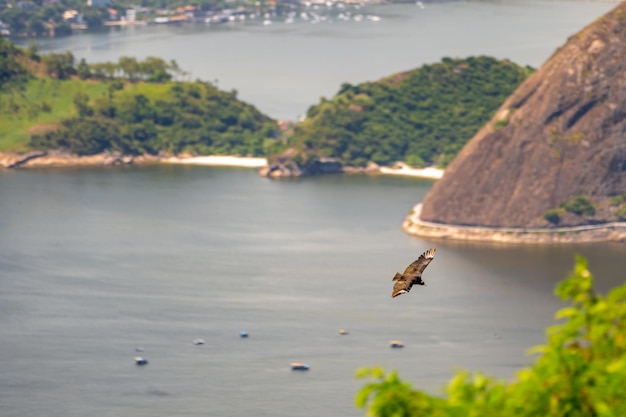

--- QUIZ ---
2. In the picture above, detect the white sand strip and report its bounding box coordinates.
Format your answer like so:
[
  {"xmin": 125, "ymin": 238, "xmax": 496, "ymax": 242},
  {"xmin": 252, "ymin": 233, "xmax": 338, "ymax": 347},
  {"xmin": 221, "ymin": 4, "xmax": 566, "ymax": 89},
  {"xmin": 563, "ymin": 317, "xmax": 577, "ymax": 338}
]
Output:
[
  {"xmin": 165, "ymin": 155, "xmax": 268, "ymax": 168},
  {"xmin": 379, "ymin": 165, "xmax": 444, "ymax": 179}
]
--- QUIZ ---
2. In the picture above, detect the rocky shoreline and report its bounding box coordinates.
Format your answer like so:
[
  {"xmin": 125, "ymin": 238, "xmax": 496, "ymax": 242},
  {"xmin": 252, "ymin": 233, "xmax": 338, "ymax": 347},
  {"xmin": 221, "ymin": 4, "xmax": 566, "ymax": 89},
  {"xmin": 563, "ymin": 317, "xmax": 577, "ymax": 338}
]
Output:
[
  {"xmin": 403, "ymin": 204, "xmax": 626, "ymax": 244},
  {"xmin": 0, "ymin": 151, "xmax": 445, "ymax": 179},
  {"xmin": 0, "ymin": 150, "xmax": 163, "ymax": 169}
]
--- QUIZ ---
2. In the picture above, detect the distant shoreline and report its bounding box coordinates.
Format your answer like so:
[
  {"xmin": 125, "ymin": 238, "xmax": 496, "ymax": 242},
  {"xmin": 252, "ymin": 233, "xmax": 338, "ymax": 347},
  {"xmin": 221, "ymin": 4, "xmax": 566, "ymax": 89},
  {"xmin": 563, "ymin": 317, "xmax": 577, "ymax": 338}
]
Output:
[
  {"xmin": 0, "ymin": 151, "xmax": 444, "ymax": 179},
  {"xmin": 403, "ymin": 204, "xmax": 626, "ymax": 244}
]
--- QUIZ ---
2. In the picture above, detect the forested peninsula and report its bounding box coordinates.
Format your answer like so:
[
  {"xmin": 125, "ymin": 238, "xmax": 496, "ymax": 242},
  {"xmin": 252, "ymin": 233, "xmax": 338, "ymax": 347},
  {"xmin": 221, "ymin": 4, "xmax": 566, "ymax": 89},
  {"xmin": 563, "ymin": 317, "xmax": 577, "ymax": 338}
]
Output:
[
  {"xmin": 1, "ymin": 37, "xmax": 532, "ymax": 171},
  {"xmin": 0, "ymin": 37, "xmax": 283, "ymax": 167}
]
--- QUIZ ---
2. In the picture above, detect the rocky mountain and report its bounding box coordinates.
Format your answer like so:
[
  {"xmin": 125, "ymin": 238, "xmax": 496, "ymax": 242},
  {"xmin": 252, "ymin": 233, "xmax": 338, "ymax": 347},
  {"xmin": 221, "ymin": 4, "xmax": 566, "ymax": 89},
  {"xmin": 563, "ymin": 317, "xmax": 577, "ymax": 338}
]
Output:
[{"xmin": 419, "ymin": 2, "xmax": 626, "ymax": 228}]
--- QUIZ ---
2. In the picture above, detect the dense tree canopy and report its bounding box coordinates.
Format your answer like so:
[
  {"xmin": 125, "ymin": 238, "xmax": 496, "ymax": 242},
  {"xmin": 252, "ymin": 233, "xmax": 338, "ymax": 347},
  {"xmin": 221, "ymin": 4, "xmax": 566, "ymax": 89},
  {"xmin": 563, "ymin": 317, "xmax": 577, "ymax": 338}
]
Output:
[
  {"xmin": 289, "ymin": 56, "xmax": 533, "ymax": 168},
  {"xmin": 2, "ymin": 39, "xmax": 532, "ymax": 165},
  {"xmin": 0, "ymin": 37, "xmax": 30, "ymax": 89},
  {"xmin": 31, "ymin": 80, "xmax": 280, "ymax": 156},
  {"xmin": 356, "ymin": 255, "xmax": 626, "ymax": 417},
  {"xmin": 0, "ymin": 39, "xmax": 280, "ymax": 156}
]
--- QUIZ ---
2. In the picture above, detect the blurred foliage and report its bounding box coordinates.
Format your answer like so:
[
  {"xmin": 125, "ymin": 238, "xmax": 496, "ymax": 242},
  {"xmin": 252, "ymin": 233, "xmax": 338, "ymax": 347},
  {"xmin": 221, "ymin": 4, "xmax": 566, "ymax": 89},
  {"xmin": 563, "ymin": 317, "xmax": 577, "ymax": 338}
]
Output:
[
  {"xmin": 289, "ymin": 56, "xmax": 533, "ymax": 168},
  {"xmin": 356, "ymin": 255, "xmax": 626, "ymax": 416}
]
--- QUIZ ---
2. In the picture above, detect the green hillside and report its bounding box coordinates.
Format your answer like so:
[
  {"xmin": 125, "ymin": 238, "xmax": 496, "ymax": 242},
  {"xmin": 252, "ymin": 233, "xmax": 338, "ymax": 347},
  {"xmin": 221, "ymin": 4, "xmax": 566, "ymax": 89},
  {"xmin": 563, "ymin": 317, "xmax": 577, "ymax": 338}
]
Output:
[
  {"xmin": 289, "ymin": 56, "xmax": 533, "ymax": 168},
  {"xmin": 0, "ymin": 38, "xmax": 281, "ymax": 157},
  {"xmin": 30, "ymin": 80, "xmax": 280, "ymax": 157},
  {"xmin": 2, "ymin": 38, "xmax": 533, "ymax": 166},
  {"xmin": 0, "ymin": 78, "xmax": 109, "ymax": 151}
]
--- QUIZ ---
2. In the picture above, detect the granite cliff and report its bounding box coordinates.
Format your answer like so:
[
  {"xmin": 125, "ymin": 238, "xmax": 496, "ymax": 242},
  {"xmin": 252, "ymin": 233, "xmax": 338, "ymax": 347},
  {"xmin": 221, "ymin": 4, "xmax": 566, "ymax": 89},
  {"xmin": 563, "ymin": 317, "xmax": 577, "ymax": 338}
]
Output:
[{"xmin": 419, "ymin": 3, "xmax": 626, "ymax": 229}]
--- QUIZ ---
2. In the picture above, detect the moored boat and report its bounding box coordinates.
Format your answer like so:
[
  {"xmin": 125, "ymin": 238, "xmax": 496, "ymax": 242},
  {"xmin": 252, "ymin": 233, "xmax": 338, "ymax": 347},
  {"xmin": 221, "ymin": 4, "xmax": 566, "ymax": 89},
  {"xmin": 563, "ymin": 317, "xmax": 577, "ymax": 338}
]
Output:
[
  {"xmin": 389, "ymin": 340, "xmax": 404, "ymax": 348},
  {"xmin": 291, "ymin": 362, "xmax": 310, "ymax": 370}
]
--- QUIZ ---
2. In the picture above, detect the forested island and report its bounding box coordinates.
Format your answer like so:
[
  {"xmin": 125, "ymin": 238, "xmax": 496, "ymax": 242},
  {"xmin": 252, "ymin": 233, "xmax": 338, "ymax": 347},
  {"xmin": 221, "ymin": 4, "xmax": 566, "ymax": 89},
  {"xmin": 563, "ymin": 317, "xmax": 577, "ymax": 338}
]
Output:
[{"xmin": 0, "ymin": 37, "xmax": 533, "ymax": 172}]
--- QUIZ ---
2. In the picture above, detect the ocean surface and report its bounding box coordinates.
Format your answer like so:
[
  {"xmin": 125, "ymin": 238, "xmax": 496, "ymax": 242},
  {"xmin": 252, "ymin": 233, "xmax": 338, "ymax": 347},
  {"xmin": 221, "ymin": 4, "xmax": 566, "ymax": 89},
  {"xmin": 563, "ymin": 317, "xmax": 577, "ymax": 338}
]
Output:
[
  {"xmin": 4, "ymin": 2, "xmax": 626, "ymax": 416},
  {"xmin": 24, "ymin": 0, "xmax": 619, "ymax": 120},
  {"xmin": 1, "ymin": 166, "xmax": 625, "ymax": 417}
]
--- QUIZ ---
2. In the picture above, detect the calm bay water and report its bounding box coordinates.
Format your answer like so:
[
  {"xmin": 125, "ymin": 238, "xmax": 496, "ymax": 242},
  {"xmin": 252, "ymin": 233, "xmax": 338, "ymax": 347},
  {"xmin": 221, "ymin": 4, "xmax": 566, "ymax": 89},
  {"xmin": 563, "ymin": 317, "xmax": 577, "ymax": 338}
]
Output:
[
  {"xmin": 0, "ymin": 166, "xmax": 625, "ymax": 417},
  {"xmin": 4, "ymin": 2, "xmax": 626, "ymax": 416},
  {"xmin": 24, "ymin": 0, "xmax": 618, "ymax": 120}
]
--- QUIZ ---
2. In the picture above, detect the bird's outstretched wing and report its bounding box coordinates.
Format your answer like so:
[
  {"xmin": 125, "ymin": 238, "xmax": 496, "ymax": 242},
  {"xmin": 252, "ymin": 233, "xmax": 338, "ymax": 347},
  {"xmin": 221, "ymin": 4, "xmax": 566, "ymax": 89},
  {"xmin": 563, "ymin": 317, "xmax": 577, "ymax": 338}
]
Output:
[
  {"xmin": 392, "ymin": 277, "xmax": 413, "ymax": 298},
  {"xmin": 402, "ymin": 247, "xmax": 436, "ymax": 276}
]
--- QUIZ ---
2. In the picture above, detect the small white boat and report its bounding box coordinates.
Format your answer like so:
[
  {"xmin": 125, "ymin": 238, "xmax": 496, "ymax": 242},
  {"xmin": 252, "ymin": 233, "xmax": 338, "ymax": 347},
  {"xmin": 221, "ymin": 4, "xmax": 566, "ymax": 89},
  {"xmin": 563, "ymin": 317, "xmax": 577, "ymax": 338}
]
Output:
[
  {"xmin": 291, "ymin": 362, "xmax": 310, "ymax": 371},
  {"xmin": 240, "ymin": 331, "xmax": 249, "ymax": 338},
  {"xmin": 339, "ymin": 328, "xmax": 349, "ymax": 335},
  {"xmin": 193, "ymin": 339, "xmax": 205, "ymax": 345},
  {"xmin": 135, "ymin": 356, "xmax": 149, "ymax": 365}
]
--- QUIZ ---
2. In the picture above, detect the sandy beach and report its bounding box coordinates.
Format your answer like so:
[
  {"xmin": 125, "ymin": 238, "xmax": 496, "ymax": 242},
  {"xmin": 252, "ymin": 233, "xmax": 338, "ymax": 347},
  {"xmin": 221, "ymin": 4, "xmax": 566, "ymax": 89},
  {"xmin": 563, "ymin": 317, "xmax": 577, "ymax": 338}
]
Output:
[
  {"xmin": 378, "ymin": 164, "xmax": 444, "ymax": 179},
  {"xmin": 164, "ymin": 155, "xmax": 269, "ymax": 168},
  {"xmin": 164, "ymin": 156, "xmax": 445, "ymax": 179}
]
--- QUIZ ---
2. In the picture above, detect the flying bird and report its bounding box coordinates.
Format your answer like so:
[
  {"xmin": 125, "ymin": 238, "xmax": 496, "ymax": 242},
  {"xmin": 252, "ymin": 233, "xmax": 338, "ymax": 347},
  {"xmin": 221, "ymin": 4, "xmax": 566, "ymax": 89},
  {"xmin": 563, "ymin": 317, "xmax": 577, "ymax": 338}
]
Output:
[{"xmin": 391, "ymin": 247, "xmax": 436, "ymax": 298}]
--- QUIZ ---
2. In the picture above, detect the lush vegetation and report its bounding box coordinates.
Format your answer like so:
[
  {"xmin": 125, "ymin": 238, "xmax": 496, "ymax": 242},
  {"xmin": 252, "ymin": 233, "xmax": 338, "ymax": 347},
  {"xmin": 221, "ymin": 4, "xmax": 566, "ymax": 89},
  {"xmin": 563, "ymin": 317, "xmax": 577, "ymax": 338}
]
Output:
[
  {"xmin": 544, "ymin": 208, "xmax": 562, "ymax": 225},
  {"xmin": 0, "ymin": 39, "xmax": 281, "ymax": 156},
  {"xmin": 0, "ymin": 37, "xmax": 30, "ymax": 89},
  {"xmin": 288, "ymin": 56, "xmax": 533, "ymax": 168},
  {"xmin": 0, "ymin": 78, "xmax": 110, "ymax": 151},
  {"xmin": 609, "ymin": 195, "xmax": 626, "ymax": 221},
  {"xmin": 356, "ymin": 255, "xmax": 626, "ymax": 416},
  {"xmin": 560, "ymin": 196, "xmax": 596, "ymax": 217},
  {"xmin": 29, "ymin": 80, "xmax": 280, "ymax": 156},
  {"xmin": 2, "ymin": 40, "xmax": 535, "ymax": 165},
  {"xmin": 543, "ymin": 196, "xmax": 597, "ymax": 225}
]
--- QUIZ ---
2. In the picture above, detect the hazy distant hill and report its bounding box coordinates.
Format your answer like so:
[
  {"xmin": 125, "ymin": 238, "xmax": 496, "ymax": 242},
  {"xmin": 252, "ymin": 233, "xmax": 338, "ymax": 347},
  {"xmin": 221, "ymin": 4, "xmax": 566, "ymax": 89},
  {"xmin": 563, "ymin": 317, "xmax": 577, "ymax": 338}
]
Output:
[{"xmin": 420, "ymin": 2, "xmax": 626, "ymax": 228}]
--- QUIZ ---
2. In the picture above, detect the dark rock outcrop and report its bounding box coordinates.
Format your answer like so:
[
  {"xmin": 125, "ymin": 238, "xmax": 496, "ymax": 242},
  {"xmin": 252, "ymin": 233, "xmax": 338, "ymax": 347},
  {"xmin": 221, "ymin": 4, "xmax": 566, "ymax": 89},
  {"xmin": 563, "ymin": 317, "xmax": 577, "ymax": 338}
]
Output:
[
  {"xmin": 0, "ymin": 151, "xmax": 48, "ymax": 168},
  {"xmin": 259, "ymin": 157, "xmax": 344, "ymax": 178},
  {"xmin": 0, "ymin": 150, "xmax": 155, "ymax": 168},
  {"xmin": 259, "ymin": 147, "xmax": 348, "ymax": 178},
  {"xmin": 420, "ymin": 3, "xmax": 626, "ymax": 228}
]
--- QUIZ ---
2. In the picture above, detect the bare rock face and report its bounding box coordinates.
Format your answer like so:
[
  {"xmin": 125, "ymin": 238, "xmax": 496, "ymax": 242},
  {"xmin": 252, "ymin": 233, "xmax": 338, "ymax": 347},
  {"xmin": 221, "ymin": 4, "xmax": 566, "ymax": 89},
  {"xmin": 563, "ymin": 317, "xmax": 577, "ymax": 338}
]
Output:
[{"xmin": 420, "ymin": 3, "xmax": 626, "ymax": 228}]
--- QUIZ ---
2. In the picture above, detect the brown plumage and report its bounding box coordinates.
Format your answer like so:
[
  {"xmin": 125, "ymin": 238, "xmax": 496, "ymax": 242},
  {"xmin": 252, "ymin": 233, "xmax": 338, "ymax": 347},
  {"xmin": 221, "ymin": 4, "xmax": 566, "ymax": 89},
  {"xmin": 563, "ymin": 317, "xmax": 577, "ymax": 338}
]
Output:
[{"xmin": 391, "ymin": 247, "xmax": 436, "ymax": 298}]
